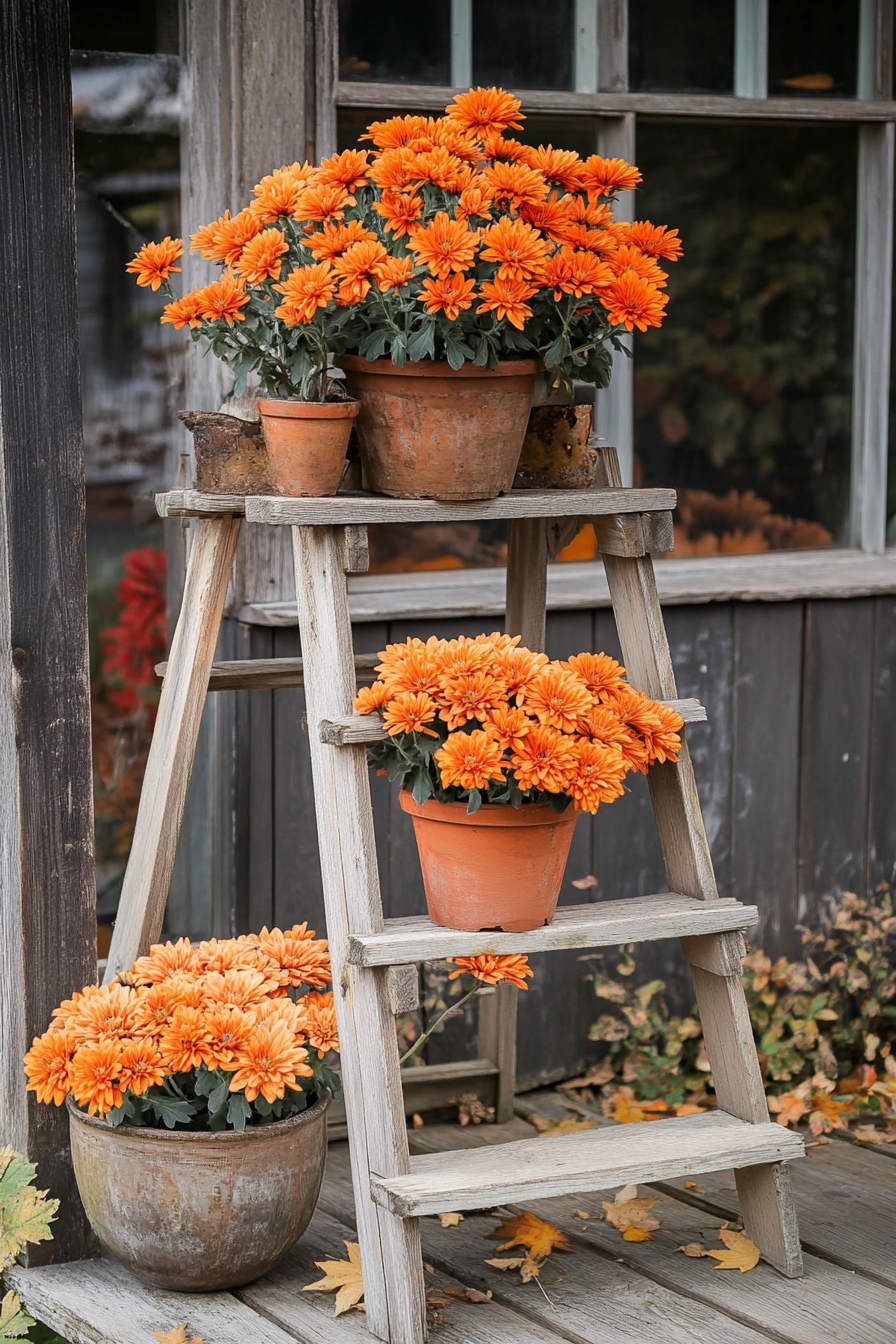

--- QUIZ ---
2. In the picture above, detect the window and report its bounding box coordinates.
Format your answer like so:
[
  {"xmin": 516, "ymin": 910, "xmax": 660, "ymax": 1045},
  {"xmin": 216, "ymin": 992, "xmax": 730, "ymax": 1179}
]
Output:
[
  {"xmin": 472, "ymin": 0, "xmax": 576, "ymax": 92},
  {"xmin": 338, "ymin": 0, "xmax": 451, "ymax": 84},
  {"xmin": 629, "ymin": 0, "xmax": 735, "ymax": 93},
  {"xmin": 768, "ymin": 0, "xmax": 860, "ymax": 99}
]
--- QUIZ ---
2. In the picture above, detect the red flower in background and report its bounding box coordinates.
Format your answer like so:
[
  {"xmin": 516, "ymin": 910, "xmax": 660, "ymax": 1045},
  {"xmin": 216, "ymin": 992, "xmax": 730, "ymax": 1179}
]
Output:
[{"xmin": 100, "ymin": 548, "xmax": 167, "ymax": 723}]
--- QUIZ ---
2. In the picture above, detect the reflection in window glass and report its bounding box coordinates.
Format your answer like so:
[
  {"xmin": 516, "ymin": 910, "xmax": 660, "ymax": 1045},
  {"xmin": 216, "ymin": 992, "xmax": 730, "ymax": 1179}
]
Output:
[
  {"xmin": 473, "ymin": 0, "xmax": 574, "ymax": 92},
  {"xmin": 634, "ymin": 121, "xmax": 856, "ymax": 555},
  {"xmin": 338, "ymin": 0, "xmax": 451, "ymax": 84},
  {"xmin": 629, "ymin": 0, "xmax": 734, "ymax": 93},
  {"xmin": 769, "ymin": 0, "xmax": 859, "ymax": 99}
]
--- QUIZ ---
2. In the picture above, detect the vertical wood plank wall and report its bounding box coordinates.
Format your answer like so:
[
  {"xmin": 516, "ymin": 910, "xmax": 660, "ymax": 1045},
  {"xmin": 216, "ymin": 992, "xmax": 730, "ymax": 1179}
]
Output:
[{"xmin": 167, "ymin": 595, "xmax": 896, "ymax": 1090}]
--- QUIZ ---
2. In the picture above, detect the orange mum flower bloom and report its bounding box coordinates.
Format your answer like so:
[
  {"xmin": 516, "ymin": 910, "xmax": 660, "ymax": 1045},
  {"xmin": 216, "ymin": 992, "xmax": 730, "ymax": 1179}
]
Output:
[
  {"xmin": 381, "ymin": 647, "xmax": 442, "ymax": 696},
  {"xmin": 520, "ymin": 194, "xmax": 577, "ymax": 245},
  {"xmin": 577, "ymin": 704, "xmax": 634, "ymax": 752},
  {"xmin": 446, "ymin": 87, "xmax": 524, "ymax": 137},
  {"xmin": 434, "ymin": 729, "xmax": 507, "ymax": 791},
  {"xmin": 510, "ymin": 723, "xmax": 576, "ymax": 794},
  {"xmin": 126, "ymin": 236, "xmax": 183, "ymax": 290},
  {"xmin": 131, "ymin": 976, "xmax": 201, "ymax": 1034},
  {"xmin": 580, "ymin": 155, "xmax": 642, "ymax": 196},
  {"xmin": 373, "ymin": 190, "xmax": 424, "ymax": 238},
  {"xmin": 228, "ymin": 1022, "xmax": 313, "ymax": 1104},
  {"xmin": 131, "ymin": 937, "xmax": 201, "ymax": 986},
  {"xmin": 202, "ymin": 967, "xmax": 278, "ymax": 1009},
  {"xmin": 368, "ymin": 146, "xmax": 419, "ymax": 193},
  {"xmin": 448, "ymin": 954, "xmax": 534, "ymax": 990},
  {"xmin": 195, "ymin": 937, "xmax": 267, "ymax": 975},
  {"xmin": 274, "ymin": 261, "xmax": 337, "ymax": 324},
  {"xmin": 361, "ymin": 114, "xmax": 430, "ymax": 149},
  {"xmin": 377, "ymin": 255, "xmax": 416, "ymax": 292},
  {"xmin": 249, "ymin": 166, "xmax": 307, "ymax": 223},
  {"xmin": 409, "ymin": 147, "xmax": 467, "ymax": 193},
  {"xmin": 303, "ymin": 219, "xmax": 377, "ymax": 261},
  {"xmin": 210, "ymin": 209, "xmax": 264, "ymax": 266},
  {"xmin": 483, "ymin": 703, "xmax": 531, "ymax": 753},
  {"xmin": 480, "ymin": 131, "xmax": 530, "ymax": 162},
  {"xmin": 483, "ymin": 160, "xmax": 547, "ymax": 211},
  {"xmin": 622, "ymin": 221, "xmax": 683, "ymax": 260},
  {"xmin": 422, "ymin": 118, "xmax": 482, "ymax": 162},
  {"xmin": 24, "ymin": 1030, "xmax": 74, "ymax": 1106},
  {"xmin": 476, "ymin": 276, "xmax": 535, "ymax": 330},
  {"xmin": 295, "ymin": 182, "xmax": 351, "ymax": 225},
  {"xmin": 523, "ymin": 145, "xmax": 584, "ymax": 192},
  {"xmin": 69, "ymin": 982, "xmax": 140, "ymax": 1045},
  {"xmin": 564, "ymin": 651, "xmax": 626, "ymax": 703},
  {"xmin": 540, "ymin": 251, "xmax": 575, "ymax": 300},
  {"xmin": 333, "ymin": 238, "xmax": 390, "ymax": 302},
  {"xmin": 566, "ymin": 739, "xmax": 627, "ymax": 813},
  {"xmin": 456, "ymin": 181, "xmax": 495, "ymax": 224},
  {"xmin": 48, "ymin": 985, "xmax": 105, "ymax": 1030},
  {"xmin": 522, "ymin": 666, "xmax": 593, "ymax": 733},
  {"xmin": 161, "ymin": 290, "xmax": 205, "ymax": 329},
  {"xmin": 494, "ymin": 644, "xmax": 549, "ymax": 700},
  {"xmin": 608, "ymin": 243, "xmax": 668, "ymax": 288},
  {"xmin": 159, "ymin": 1005, "xmax": 212, "ymax": 1073},
  {"xmin": 200, "ymin": 274, "xmax": 250, "ymax": 324},
  {"xmin": 560, "ymin": 248, "xmax": 615, "ymax": 297},
  {"xmin": 234, "ymin": 227, "xmax": 289, "ymax": 284},
  {"xmin": 382, "ymin": 690, "xmax": 440, "ymax": 738},
  {"xmin": 200, "ymin": 1005, "xmax": 256, "ymax": 1069},
  {"xmin": 421, "ymin": 273, "xmax": 476, "ymax": 319},
  {"xmin": 434, "ymin": 635, "xmax": 491, "ymax": 677},
  {"xmin": 602, "ymin": 274, "xmax": 669, "ymax": 332},
  {"xmin": 256, "ymin": 926, "xmax": 331, "ymax": 989},
  {"xmin": 117, "ymin": 1038, "xmax": 167, "ymax": 1095},
  {"xmin": 317, "ymin": 148, "xmax": 370, "ymax": 193},
  {"xmin": 354, "ymin": 681, "xmax": 390, "ymax": 714},
  {"xmin": 295, "ymin": 990, "xmax": 340, "ymax": 1054},
  {"xmin": 479, "ymin": 216, "xmax": 550, "ymax": 282},
  {"xmin": 407, "ymin": 212, "xmax": 478, "ymax": 278},
  {"xmin": 610, "ymin": 685, "xmax": 683, "ymax": 766},
  {"xmin": 190, "ymin": 211, "xmax": 230, "ymax": 259},
  {"xmin": 69, "ymin": 1039, "xmax": 123, "ymax": 1117},
  {"xmin": 439, "ymin": 670, "xmax": 506, "ymax": 729}
]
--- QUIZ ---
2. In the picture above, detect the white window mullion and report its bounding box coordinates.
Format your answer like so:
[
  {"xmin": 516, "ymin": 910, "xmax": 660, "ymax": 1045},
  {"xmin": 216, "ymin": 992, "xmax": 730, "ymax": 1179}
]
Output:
[
  {"xmin": 574, "ymin": 0, "xmax": 599, "ymax": 94},
  {"xmin": 450, "ymin": 0, "xmax": 472, "ymax": 88},
  {"xmin": 734, "ymin": 0, "xmax": 768, "ymax": 99},
  {"xmin": 595, "ymin": 112, "xmax": 636, "ymax": 486}
]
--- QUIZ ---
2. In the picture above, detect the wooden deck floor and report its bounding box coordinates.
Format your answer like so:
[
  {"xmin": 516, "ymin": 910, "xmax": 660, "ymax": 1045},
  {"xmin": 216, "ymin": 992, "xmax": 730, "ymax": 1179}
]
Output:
[{"xmin": 9, "ymin": 1090, "xmax": 896, "ymax": 1344}]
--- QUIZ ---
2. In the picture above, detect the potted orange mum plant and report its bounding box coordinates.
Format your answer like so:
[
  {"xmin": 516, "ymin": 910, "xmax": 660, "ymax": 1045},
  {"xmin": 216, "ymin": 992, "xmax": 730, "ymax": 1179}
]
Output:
[
  {"xmin": 354, "ymin": 633, "xmax": 684, "ymax": 931},
  {"xmin": 127, "ymin": 84, "xmax": 680, "ymax": 501},
  {"xmin": 23, "ymin": 926, "xmax": 339, "ymax": 1291}
]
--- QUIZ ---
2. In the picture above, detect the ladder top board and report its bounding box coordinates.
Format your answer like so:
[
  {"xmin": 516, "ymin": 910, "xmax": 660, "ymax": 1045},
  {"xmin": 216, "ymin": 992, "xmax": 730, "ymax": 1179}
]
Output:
[
  {"xmin": 370, "ymin": 1111, "xmax": 805, "ymax": 1217},
  {"xmin": 348, "ymin": 893, "xmax": 758, "ymax": 966},
  {"xmin": 156, "ymin": 486, "xmax": 677, "ymax": 524}
]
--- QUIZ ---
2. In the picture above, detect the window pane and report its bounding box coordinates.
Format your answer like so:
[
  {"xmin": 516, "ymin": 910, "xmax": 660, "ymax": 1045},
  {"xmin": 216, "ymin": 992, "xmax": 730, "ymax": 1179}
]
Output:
[
  {"xmin": 629, "ymin": 0, "xmax": 734, "ymax": 94},
  {"xmin": 634, "ymin": 121, "xmax": 857, "ymax": 555},
  {"xmin": 338, "ymin": 0, "xmax": 451, "ymax": 84},
  {"xmin": 472, "ymin": 0, "xmax": 575, "ymax": 92},
  {"xmin": 768, "ymin": 0, "xmax": 859, "ymax": 99}
]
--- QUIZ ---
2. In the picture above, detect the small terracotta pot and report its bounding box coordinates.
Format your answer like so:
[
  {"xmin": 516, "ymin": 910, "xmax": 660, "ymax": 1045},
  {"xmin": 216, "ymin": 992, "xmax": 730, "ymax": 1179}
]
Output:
[
  {"xmin": 67, "ymin": 1090, "xmax": 330, "ymax": 1291},
  {"xmin": 399, "ymin": 792, "xmax": 578, "ymax": 932},
  {"xmin": 337, "ymin": 356, "xmax": 541, "ymax": 500},
  {"xmin": 256, "ymin": 397, "xmax": 359, "ymax": 497}
]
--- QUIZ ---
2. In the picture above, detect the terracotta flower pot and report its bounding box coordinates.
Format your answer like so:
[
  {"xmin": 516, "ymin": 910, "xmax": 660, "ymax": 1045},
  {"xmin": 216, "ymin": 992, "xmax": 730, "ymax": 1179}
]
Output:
[
  {"xmin": 337, "ymin": 356, "xmax": 541, "ymax": 500},
  {"xmin": 256, "ymin": 397, "xmax": 359, "ymax": 497},
  {"xmin": 67, "ymin": 1090, "xmax": 330, "ymax": 1291},
  {"xmin": 399, "ymin": 792, "xmax": 578, "ymax": 932}
]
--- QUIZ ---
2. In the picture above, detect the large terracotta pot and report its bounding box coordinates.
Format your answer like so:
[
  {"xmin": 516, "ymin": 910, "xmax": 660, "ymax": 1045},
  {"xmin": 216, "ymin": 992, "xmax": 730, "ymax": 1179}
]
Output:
[
  {"xmin": 67, "ymin": 1090, "xmax": 330, "ymax": 1291},
  {"xmin": 399, "ymin": 792, "xmax": 578, "ymax": 932},
  {"xmin": 256, "ymin": 397, "xmax": 359, "ymax": 496},
  {"xmin": 337, "ymin": 356, "xmax": 541, "ymax": 500}
]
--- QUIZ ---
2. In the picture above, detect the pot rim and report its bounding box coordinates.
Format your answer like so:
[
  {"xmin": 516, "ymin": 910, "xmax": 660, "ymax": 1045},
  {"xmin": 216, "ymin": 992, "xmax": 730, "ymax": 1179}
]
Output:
[
  {"xmin": 66, "ymin": 1086, "xmax": 330, "ymax": 1142},
  {"xmin": 336, "ymin": 355, "xmax": 542, "ymax": 379},
  {"xmin": 255, "ymin": 397, "xmax": 360, "ymax": 419},
  {"xmin": 399, "ymin": 791, "xmax": 577, "ymax": 827}
]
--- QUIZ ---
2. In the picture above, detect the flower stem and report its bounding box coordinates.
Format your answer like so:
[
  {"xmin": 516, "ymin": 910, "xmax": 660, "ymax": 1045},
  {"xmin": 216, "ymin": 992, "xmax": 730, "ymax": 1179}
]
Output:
[{"xmin": 398, "ymin": 984, "xmax": 485, "ymax": 1067}]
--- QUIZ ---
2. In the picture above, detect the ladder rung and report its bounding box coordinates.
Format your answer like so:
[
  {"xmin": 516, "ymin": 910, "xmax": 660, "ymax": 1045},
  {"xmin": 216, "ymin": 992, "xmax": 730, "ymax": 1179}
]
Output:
[
  {"xmin": 348, "ymin": 893, "xmax": 757, "ymax": 967},
  {"xmin": 320, "ymin": 697, "xmax": 707, "ymax": 746},
  {"xmin": 154, "ymin": 652, "xmax": 380, "ymax": 692},
  {"xmin": 370, "ymin": 1111, "xmax": 804, "ymax": 1217}
]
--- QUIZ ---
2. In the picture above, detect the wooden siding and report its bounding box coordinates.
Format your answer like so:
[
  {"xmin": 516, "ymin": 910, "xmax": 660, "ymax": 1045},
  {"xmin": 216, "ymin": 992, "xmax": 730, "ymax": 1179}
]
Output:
[{"xmin": 166, "ymin": 596, "xmax": 896, "ymax": 1090}]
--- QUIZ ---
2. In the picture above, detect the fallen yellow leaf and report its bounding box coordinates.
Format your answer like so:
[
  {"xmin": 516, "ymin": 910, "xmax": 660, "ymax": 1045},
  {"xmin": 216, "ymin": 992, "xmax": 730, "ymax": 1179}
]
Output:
[
  {"xmin": 485, "ymin": 1257, "xmax": 527, "ymax": 1271},
  {"xmin": 303, "ymin": 1241, "xmax": 365, "ymax": 1315},
  {"xmin": 412, "ymin": 1113, "xmax": 424, "ymax": 1129},
  {"xmin": 707, "ymin": 1230, "xmax": 760, "ymax": 1272},
  {"xmin": 489, "ymin": 1211, "xmax": 571, "ymax": 1261},
  {"xmin": 676, "ymin": 1243, "xmax": 708, "ymax": 1257},
  {"xmin": 622, "ymin": 1227, "xmax": 652, "ymax": 1242},
  {"xmin": 528, "ymin": 1113, "xmax": 597, "ymax": 1137},
  {"xmin": 151, "ymin": 1328, "xmax": 203, "ymax": 1344},
  {"xmin": 855, "ymin": 1123, "xmax": 896, "ymax": 1143},
  {"xmin": 602, "ymin": 1186, "xmax": 661, "ymax": 1234},
  {"xmin": 574, "ymin": 1210, "xmax": 590, "ymax": 1220},
  {"xmin": 485, "ymin": 1253, "xmax": 542, "ymax": 1280},
  {"xmin": 438, "ymin": 1212, "xmax": 464, "ymax": 1228}
]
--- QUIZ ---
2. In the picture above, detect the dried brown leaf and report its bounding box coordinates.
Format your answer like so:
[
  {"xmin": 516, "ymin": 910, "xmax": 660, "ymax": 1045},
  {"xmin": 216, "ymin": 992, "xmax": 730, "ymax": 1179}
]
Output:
[
  {"xmin": 574, "ymin": 1210, "xmax": 590, "ymax": 1220},
  {"xmin": 707, "ymin": 1230, "xmax": 761, "ymax": 1272},
  {"xmin": 677, "ymin": 1243, "xmax": 708, "ymax": 1258},
  {"xmin": 444, "ymin": 1284, "xmax": 493, "ymax": 1303},
  {"xmin": 602, "ymin": 1187, "xmax": 661, "ymax": 1233},
  {"xmin": 151, "ymin": 1328, "xmax": 203, "ymax": 1344},
  {"xmin": 303, "ymin": 1241, "xmax": 365, "ymax": 1315},
  {"xmin": 489, "ymin": 1211, "xmax": 571, "ymax": 1261},
  {"xmin": 571, "ymin": 874, "xmax": 598, "ymax": 889},
  {"xmin": 438, "ymin": 1212, "xmax": 464, "ymax": 1228}
]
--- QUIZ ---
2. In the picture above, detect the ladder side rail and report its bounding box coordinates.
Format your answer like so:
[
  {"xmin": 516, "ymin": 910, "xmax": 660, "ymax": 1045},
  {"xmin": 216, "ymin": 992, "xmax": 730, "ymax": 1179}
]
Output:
[
  {"xmin": 104, "ymin": 516, "xmax": 241, "ymax": 982},
  {"xmin": 291, "ymin": 524, "xmax": 426, "ymax": 1344}
]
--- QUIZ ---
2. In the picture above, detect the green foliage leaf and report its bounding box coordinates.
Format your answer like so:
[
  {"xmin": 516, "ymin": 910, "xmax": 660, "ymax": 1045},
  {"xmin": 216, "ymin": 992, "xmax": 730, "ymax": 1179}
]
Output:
[
  {"xmin": 226, "ymin": 1092, "xmax": 253, "ymax": 1132},
  {"xmin": 0, "ymin": 1291, "xmax": 33, "ymax": 1340},
  {"xmin": 0, "ymin": 1148, "xmax": 57, "ymax": 1269}
]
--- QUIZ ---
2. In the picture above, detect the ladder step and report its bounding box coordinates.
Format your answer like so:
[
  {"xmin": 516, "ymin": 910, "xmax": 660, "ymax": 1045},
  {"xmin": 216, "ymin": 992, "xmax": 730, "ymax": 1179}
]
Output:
[
  {"xmin": 320, "ymin": 697, "xmax": 707, "ymax": 746},
  {"xmin": 154, "ymin": 652, "xmax": 380, "ymax": 692},
  {"xmin": 348, "ymin": 892, "xmax": 757, "ymax": 966},
  {"xmin": 370, "ymin": 1111, "xmax": 805, "ymax": 1217}
]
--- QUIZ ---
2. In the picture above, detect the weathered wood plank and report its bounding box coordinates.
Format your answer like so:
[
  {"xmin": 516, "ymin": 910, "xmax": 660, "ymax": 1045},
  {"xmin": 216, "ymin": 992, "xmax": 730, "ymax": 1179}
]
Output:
[
  {"xmin": 348, "ymin": 894, "xmax": 758, "ymax": 967},
  {"xmin": 505, "ymin": 517, "xmax": 549, "ymax": 652},
  {"xmin": 157, "ymin": 490, "xmax": 246, "ymax": 517},
  {"xmin": 867, "ymin": 596, "xmax": 896, "ymax": 890},
  {"xmin": 371, "ymin": 1112, "xmax": 803, "ymax": 1218},
  {"xmin": 154, "ymin": 651, "xmax": 381, "ymax": 691}
]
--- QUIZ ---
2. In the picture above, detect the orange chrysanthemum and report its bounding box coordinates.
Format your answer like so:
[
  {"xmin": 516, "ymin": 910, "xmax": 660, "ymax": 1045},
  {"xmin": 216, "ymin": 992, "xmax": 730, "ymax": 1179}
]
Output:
[
  {"xmin": 381, "ymin": 647, "xmax": 442, "ymax": 697},
  {"xmin": 195, "ymin": 937, "xmax": 267, "ymax": 975},
  {"xmin": 303, "ymin": 219, "xmax": 377, "ymax": 262},
  {"xmin": 522, "ymin": 667, "xmax": 593, "ymax": 734},
  {"xmin": 577, "ymin": 704, "xmax": 634, "ymax": 751},
  {"xmin": 190, "ymin": 211, "xmax": 230, "ymax": 259},
  {"xmin": 409, "ymin": 146, "xmax": 467, "ymax": 193},
  {"xmin": 201, "ymin": 1005, "xmax": 256, "ymax": 1068},
  {"xmin": 125, "ymin": 236, "xmax": 182, "ymax": 290},
  {"xmin": 295, "ymin": 182, "xmax": 351, "ymax": 225},
  {"xmin": 131, "ymin": 937, "xmax": 200, "ymax": 986},
  {"xmin": 131, "ymin": 977, "xmax": 201, "ymax": 1034},
  {"xmin": 159, "ymin": 1005, "xmax": 213, "ymax": 1073},
  {"xmin": 510, "ymin": 723, "xmax": 577, "ymax": 794},
  {"xmin": 249, "ymin": 162, "xmax": 315, "ymax": 223},
  {"xmin": 116, "ymin": 1038, "xmax": 167, "ymax": 1095},
  {"xmin": 274, "ymin": 261, "xmax": 337, "ymax": 324},
  {"xmin": 494, "ymin": 644, "xmax": 549, "ymax": 700},
  {"xmin": 483, "ymin": 160, "xmax": 547, "ymax": 212},
  {"xmin": 456, "ymin": 181, "xmax": 495, "ymax": 223},
  {"xmin": 434, "ymin": 635, "xmax": 491, "ymax": 678},
  {"xmin": 202, "ymin": 967, "xmax": 278, "ymax": 1010},
  {"xmin": 446, "ymin": 87, "xmax": 523, "ymax": 137},
  {"xmin": 438, "ymin": 670, "xmax": 506, "ymax": 729},
  {"xmin": 479, "ymin": 131, "xmax": 530, "ymax": 162},
  {"xmin": 69, "ymin": 1039, "xmax": 123, "ymax": 1117},
  {"xmin": 479, "ymin": 216, "xmax": 550, "ymax": 283},
  {"xmin": 434, "ymin": 729, "xmax": 507, "ymax": 791},
  {"xmin": 421, "ymin": 273, "xmax": 476, "ymax": 319},
  {"xmin": 608, "ymin": 244, "xmax": 668, "ymax": 288},
  {"xmin": 373, "ymin": 190, "xmax": 424, "ymax": 238},
  {"xmin": 523, "ymin": 145, "xmax": 584, "ymax": 192},
  {"xmin": 566, "ymin": 739, "xmax": 627, "ymax": 813},
  {"xmin": 295, "ymin": 991, "xmax": 339, "ymax": 1054},
  {"xmin": 361, "ymin": 114, "xmax": 430, "ymax": 149},
  {"xmin": 317, "ymin": 148, "xmax": 370, "ymax": 193},
  {"xmin": 199, "ymin": 273, "xmax": 250, "ymax": 324},
  {"xmin": 407, "ymin": 212, "xmax": 478, "ymax": 278},
  {"xmin": 520, "ymin": 194, "xmax": 577, "ymax": 245},
  {"xmin": 256, "ymin": 926, "xmax": 331, "ymax": 990},
  {"xmin": 69, "ymin": 982, "xmax": 141, "ymax": 1045},
  {"xmin": 564, "ymin": 651, "xmax": 627, "ymax": 703},
  {"xmin": 368, "ymin": 146, "xmax": 419, "ymax": 194},
  {"xmin": 228, "ymin": 1022, "xmax": 313, "ymax": 1104},
  {"xmin": 24, "ymin": 1031, "xmax": 74, "ymax": 1106},
  {"xmin": 580, "ymin": 155, "xmax": 642, "ymax": 197},
  {"xmin": 602, "ymin": 273, "xmax": 669, "ymax": 332},
  {"xmin": 609, "ymin": 685, "xmax": 683, "ymax": 767},
  {"xmin": 161, "ymin": 290, "xmax": 205, "ymax": 329},
  {"xmin": 622, "ymin": 221, "xmax": 683, "ymax": 260},
  {"xmin": 382, "ymin": 691, "xmax": 440, "ymax": 738},
  {"xmin": 354, "ymin": 681, "xmax": 391, "ymax": 714},
  {"xmin": 209, "ymin": 209, "xmax": 264, "ymax": 266},
  {"xmin": 376, "ymin": 255, "xmax": 416, "ymax": 292},
  {"xmin": 448, "ymin": 954, "xmax": 534, "ymax": 990},
  {"xmin": 476, "ymin": 276, "xmax": 535, "ymax": 330},
  {"xmin": 234, "ymin": 227, "xmax": 289, "ymax": 283},
  {"xmin": 483, "ymin": 703, "xmax": 531, "ymax": 753},
  {"xmin": 332, "ymin": 238, "xmax": 390, "ymax": 303}
]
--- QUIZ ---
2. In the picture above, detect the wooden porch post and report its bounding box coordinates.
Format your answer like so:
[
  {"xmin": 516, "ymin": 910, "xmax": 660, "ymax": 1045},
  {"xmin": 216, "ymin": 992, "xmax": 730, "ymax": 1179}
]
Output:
[{"xmin": 0, "ymin": 0, "xmax": 98, "ymax": 1262}]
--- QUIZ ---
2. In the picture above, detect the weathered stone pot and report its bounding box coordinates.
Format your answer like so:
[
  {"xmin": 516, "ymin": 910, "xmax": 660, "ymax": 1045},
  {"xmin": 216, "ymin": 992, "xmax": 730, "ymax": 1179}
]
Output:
[{"xmin": 67, "ymin": 1089, "xmax": 329, "ymax": 1291}]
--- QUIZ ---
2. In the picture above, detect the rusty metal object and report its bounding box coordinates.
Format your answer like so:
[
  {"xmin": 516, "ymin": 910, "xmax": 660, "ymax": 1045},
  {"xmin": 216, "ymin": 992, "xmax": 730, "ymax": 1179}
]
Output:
[
  {"xmin": 513, "ymin": 404, "xmax": 596, "ymax": 490},
  {"xmin": 178, "ymin": 410, "xmax": 272, "ymax": 495},
  {"xmin": 67, "ymin": 1090, "xmax": 330, "ymax": 1291}
]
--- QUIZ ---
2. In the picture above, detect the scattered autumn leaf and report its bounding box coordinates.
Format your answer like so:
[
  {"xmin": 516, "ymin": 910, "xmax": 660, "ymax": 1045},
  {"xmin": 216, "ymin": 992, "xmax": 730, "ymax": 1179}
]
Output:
[
  {"xmin": 412, "ymin": 1113, "xmax": 424, "ymax": 1129},
  {"xmin": 443, "ymin": 1284, "xmax": 492, "ymax": 1303},
  {"xmin": 706, "ymin": 1230, "xmax": 761, "ymax": 1272},
  {"xmin": 456, "ymin": 1093, "xmax": 494, "ymax": 1127},
  {"xmin": 808, "ymin": 1090, "xmax": 856, "ymax": 1135},
  {"xmin": 438, "ymin": 1212, "xmax": 464, "ymax": 1228},
  {"xmin": 574, "ymin": 1210, "xmax": 591, "ymax": 1220},
  {"xmin": 303, "ymin": 1241, "xmax": 365, "ymax": 1315},
  {"xmin": 571, "ymin": 874, "xmax": 598, "ymax": 889},
  {"xmin": 684, "ymin": 1181, "xmax": 703, "ymax": 1192},
  {"xmin": 489, "ymin": 1211, "xmax": 571, "ymax": 1262},
  {"xmin": 557, "ymin": 1060, "xmax": 615, "ymax": 1091},
  {"xmin": 622, "ymin": 1228, "xmax": 652, "ymax": 1242},
  {"xmin": 602, "ymin": 1185, "xmax": 661, "ymax": 1236},
  {"xmin": 673, "ymin": 1102, "xmax": 707, "ymax": 1116},
  {"xmin": 768, "ymin": 1086, "xmax": 810, "ymax": 1128},
  {"xmin": 854, "ymin": 1123, "xmax": 896, "ymax": 1144},
  {"xmin": 151, "ymin": 1329, "xmax": 203, "ymax": 1344},
  {"xmin": 603, "ymin": 1087, "xmax": 669, "ymax": 1124},
  {"xmin": 527, "ymin": 1112, "xmax": 596, "ymax": 1137},
  {"xmin": 485, "ymin": 1256, "xmax": 541, "ymax": 1281},
  {"xmin": 677, "ymin": 1243, "xmax": 708, "ymax": 1257}
]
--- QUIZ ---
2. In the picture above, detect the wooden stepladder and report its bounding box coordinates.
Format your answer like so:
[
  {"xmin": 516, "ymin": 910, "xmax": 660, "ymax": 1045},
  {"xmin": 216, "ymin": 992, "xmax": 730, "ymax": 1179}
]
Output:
[{"xmin": 106, "ymin": 448, "xmax": 804, "ymax": 1344}]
